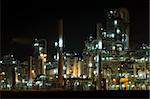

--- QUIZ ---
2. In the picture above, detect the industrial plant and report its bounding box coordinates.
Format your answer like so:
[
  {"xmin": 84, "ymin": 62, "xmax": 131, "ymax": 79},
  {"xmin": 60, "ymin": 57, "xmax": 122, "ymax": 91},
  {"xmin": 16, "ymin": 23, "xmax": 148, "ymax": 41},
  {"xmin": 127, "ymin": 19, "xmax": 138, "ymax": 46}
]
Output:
[{"xmin": 0, "ymin": 8, "xmax": 149, "ymax": 91}]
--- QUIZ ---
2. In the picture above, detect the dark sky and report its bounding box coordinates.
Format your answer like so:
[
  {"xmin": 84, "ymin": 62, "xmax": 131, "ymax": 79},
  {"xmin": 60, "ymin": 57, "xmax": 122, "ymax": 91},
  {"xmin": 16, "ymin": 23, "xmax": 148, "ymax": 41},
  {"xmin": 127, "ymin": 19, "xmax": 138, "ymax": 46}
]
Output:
[{"xmin": 1, "ymin": 0, "xmax": 149, "ymax": 61}]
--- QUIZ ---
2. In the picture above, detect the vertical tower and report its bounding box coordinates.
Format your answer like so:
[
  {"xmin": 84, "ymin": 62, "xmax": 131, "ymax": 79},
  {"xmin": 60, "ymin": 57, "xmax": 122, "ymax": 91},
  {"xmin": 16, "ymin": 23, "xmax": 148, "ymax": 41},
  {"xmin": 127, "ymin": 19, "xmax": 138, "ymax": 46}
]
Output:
[
  {"xmin": 117, "ymin": 8, "xmax": 130, "ymax": 49},
  {"xmin": 58, "ymin": 18, "xmax": 64, "ymax": 86},
  {"xmin": 101, "ymin": 8, "xmax": 130, "ymax": 59},
  {"xmin": 28, "ymin": 56, "xmax": 33, "ymax": 80},
  {"xmin": 33, "ymin": 38, "xmax": 47, "ymax": 75},
  {"xmin": 96, "ymin": 23, "xmax": 103, "ymax": 40}
]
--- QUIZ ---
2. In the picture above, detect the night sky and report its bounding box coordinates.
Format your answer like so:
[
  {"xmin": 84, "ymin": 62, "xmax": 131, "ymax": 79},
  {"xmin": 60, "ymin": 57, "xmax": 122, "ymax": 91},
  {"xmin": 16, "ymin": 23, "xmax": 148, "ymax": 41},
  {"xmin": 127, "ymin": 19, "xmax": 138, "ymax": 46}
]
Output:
[{"xmin": 1, "ymin": 0, "xmax": 149, "ymax": 61}]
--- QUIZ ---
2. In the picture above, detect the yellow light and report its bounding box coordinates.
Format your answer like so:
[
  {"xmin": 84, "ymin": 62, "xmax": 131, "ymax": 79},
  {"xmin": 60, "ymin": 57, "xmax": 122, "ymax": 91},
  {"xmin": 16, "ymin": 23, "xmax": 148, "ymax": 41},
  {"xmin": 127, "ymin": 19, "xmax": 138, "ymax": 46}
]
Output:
[
  {"xmin": 32, "ymin": 70, "xmax": 34, "ymax": 73},
  {"xmin": 44, "ymin": 54, "xmax": 47, "ymax": 57},
  {"xmin": 40, "ymin": 53, "xmax": 44, "ymax": 57},
  {"xmin": 113, "ymin": 78, "xmax": 116, "ymax": 82},
  {"xmin": 44, "ymin": 65, "xmax": 46, "ymax": 69},
  {"xmin": 43, "ymin": 58, "xmax": 46, "ymax": 62}
]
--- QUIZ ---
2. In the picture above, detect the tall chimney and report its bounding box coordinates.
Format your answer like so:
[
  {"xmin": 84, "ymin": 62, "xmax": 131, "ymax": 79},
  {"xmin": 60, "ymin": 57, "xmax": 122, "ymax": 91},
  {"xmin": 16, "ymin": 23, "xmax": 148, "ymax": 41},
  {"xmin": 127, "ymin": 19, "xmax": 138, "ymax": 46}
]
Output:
[
  {"xmin": 96, "ymin": 23, "xmax": 102, "ymax": 40},
  {"xmin": 58, "ymin": 18, "xmax": 64, "ymax": 87}
]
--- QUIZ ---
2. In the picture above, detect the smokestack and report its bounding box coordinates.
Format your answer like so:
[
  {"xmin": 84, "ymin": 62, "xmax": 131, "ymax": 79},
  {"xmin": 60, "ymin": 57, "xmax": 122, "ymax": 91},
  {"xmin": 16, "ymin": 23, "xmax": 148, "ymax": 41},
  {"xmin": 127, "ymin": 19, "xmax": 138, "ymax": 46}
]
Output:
[
  {"xmin": 96, "ymin": 23, "xmax": 102, "ymax": 40},
  {"xmin": 58, "ymin": 18, "xmax": 64, "ymax": 87},
  {"xmin": 29, "ymin": 56, "xmax": 33, "ymax": 81}
]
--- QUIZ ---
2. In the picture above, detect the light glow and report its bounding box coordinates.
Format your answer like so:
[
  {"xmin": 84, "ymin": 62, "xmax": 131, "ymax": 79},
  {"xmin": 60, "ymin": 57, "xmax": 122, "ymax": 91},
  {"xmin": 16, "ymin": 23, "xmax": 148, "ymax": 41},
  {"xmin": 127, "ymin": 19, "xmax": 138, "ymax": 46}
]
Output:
[
  {"xmin": 59, "ymin": 38, "xmax": 63, "ymax": 47},
  {"xmin": 116, "ymin": 29, "xmax": 120, "ymax": 34},
  {"xmin": 98, "ymin": 40, "xmax": 102, "ymax": 49},
  {"xmin": 114, "ymin": 20, "xmax": 117, "ymax": 25}
]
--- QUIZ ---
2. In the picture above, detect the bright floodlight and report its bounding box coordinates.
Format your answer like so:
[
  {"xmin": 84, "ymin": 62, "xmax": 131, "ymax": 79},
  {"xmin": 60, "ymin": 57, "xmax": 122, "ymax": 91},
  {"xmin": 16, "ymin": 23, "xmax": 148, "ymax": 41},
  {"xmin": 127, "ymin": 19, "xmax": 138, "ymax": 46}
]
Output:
[{"xmin": 59, "ymin": 38, "xmax": 63, "ymax": 47}]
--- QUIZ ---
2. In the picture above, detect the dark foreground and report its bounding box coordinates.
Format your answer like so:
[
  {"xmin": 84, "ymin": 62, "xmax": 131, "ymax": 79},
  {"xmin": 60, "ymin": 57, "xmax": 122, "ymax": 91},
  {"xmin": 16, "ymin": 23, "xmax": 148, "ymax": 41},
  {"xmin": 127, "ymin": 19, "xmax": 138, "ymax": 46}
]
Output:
[{"xmin": 0, "ymin": 90, "xmax": 149, "ymax": 98}]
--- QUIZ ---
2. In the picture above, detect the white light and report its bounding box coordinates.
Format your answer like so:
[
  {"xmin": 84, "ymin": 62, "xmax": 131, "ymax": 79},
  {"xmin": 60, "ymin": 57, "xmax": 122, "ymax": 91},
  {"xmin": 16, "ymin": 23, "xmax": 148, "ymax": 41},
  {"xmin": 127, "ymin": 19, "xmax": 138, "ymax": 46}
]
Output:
[
  {"xmin": 57, "ymin": 52, "xmax": 59, "ymax": 61},
  {"xmin": 102, "ymin": 58, "xmax": 105, "ymax": 60},
  {"xmin": 110, "ymin": 57, "xmax": 113, "ymax": 60},
  {"xmin": 1, "ymin": 80, "xmax": 4, "ymax": 83},
  {"xmin": 114, "ymin": 20, "xmax": 117, "ymax": 25},
  {"xmin": 22, "ymin": 79, "xmax": 25, "ymax": 83},
  {"xmin": 66, "ymin": 53, "xmax": 70, "ymax": 56},
  {"xmin": 39, "ymin": 47, "xmax": 43, "ymax": 51},
  {"xmin": 103, "ymin": 32, "xmax": 106, "ymax": 35},
  {"xmin": 96, "ymin": 55, "xmax": 99, "ymax": 62},
  {"xmin": 27, "ymin": 82, "xmax": 32, "ymax": 87},
  {"xmin": 116, "ymin": 85, "xmax": 119, "ymax": 88},
  {"xmin": 7, "ymin": 84, "xmax": 11, "ymax": 88},
  {"xmin": 11, "ymin": 55, "xmax": 13, "ymax": 57},
  {"xmin": 96, "ymin": 44, "xmax": 98, "ymax": 48},
  {"xmin": 110, "ymin": 11, "xmax": 113, "ymax": 14},
  {"xmin": 15, "ymin": 67, "xmax": 17, "ymax": 71},
  {"xmin": 18, "ymin": 73, "xmax": 20, "ymax": 76},
  {"xmin": 92, "ymin": 46, "xmax": 94, "ymax": 50},
  {"xmin": 119, "ymin": 47, "xmax": 122, "ymax": 51},
  {"xmin": 59, "ymin": 38, "xmax": 63, "ymax": 47},
  {"xmin": 64, "ymin": 74, "xmax": 67, "ymax": 78},
  {"xmin": 129, "ymin": 81, "xmax": 131, "ymax": 84},
  {"xmin": 122, "ymin": 84, "xmax": 125, "ymax": 88},
  {"xmin": 55, "ymin": 42, "xmax": 58, "ymax": 47},
  {"xmin": 44, "ymin": 65, "xmax": 46, "ymax": 69},
  {"xmin": 1, "ymin": 72, "xmax": 5, "ymax": 75},
  {"xmin": 83, "ymin": 75, "xmax": 87, "ymax": 79},
  {"xmin": 76, "ymin": 82, "xmax": 80, "ymax": 86},
  {"xmin": 131, "ymin": 85, "xmax": 135, "ymax": 88},
  {"xmin": 93, "ymin": 71, "xmax": 97, "ymax": 75},
  {"xmin": 54, "ymin": 55, "xmax": 56, "ymax": 60},
  {"xmin": 111, "ymin": 34, "xmax": 115, "ymax": 38},
  {"xmin": 131, "ymin": 75, "xmax": 134, "ymax": 77},
  {"xmin": 0, "ymin": 61, "xmax": 2, "ymax": 64},
  {"xmin": 112, "ymin": 46, "xmax": 115, "ymax": 50},
  {"xmin": 88, "ymin": 83, "xmax": 91, "ymax": 87},
  {"xmin": 116, "ymin": 29, "xmax": 120, "ymax": 34},
  {"xmin": 106, "ymin": 57, "xmax": 109, "ymax": 60},
  {"xmin": 98, "ymin": 40, "xmax": 102, "ymax": 49},
  {"xmin": 101, "ymin": 28, "xmax": 103, "ymax": 30},
  {"xmin": 43, "ymin": 58, "xmax": 46, "ymax": 62},
  {"xmin": 63, "ymin": 66, "xmax": 66, "ymax": 70},
  {"xmin": 54, "ymin": 69, "xmax": 57, "ymax": 74},
  {"xmin": 119, "ymin": 73, "xmax": 122, "ymax": 77},
  {"xmin": 94, "ymin": 57, "xmax": 96, "ymax": 61},
  {"xmin": 34, "ymin": 43, "xmax": 39, "ymax": 46},
  {"xmin": 12, "ymin": 61, "xmax": 16, "ymax": 64},
  {"xmin": 89, "ymin": 63, "xmax": 92, "ymax": 67}
]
